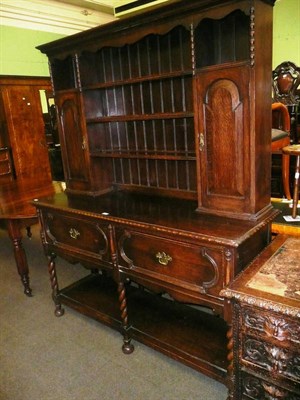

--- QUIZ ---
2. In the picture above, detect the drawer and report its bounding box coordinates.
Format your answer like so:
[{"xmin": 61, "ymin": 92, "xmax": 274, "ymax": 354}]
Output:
[
  {"xmin": 118, "ymin": 230, "xmax": 225, "ymax": 298},
  {"xmin": 43, "ymin": 211, "xmax": 111, "ymax": 265},
  {"xmin": 242, "ymin": 335, "xmax": 300, "ymax": 383},
  {"xmin": 240, "ymin": 371, "xmax": 300, "ymax": 399},
  {"xmin": 242, "ymin": 306, "xmax": 300, "ymax": 346}
]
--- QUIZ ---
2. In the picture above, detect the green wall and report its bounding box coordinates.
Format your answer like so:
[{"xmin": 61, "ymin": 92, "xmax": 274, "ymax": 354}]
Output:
[
  {"xmin": 0, "ymin": 0, "xmax": 299, "ymax": 76},
  {"xmin": 0, "ymin": 26, "xmax": 65, "ymax": 76},
  {"xmin": 273, "ymin": 0, "xmax": 300, "ymax": 68}
]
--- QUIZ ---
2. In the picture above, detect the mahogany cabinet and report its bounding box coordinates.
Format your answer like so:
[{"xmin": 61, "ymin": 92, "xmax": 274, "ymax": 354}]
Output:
[
  {"xmin": 34, "ymin": 0, "xmax": 278, "ymax": 390},
  {"xmin": 0, "ymin": 76, "xmax": 52, "ymax": 184}
]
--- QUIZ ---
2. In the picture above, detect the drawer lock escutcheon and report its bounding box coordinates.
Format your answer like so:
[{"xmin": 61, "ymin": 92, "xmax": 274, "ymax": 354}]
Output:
[
  {"xmin": 69, "ymin": 228, "xmax": 80, "ymax": 240},
  {"xmin": 156, "ymin": 252, "xmax": 172, "ymax": 266}
]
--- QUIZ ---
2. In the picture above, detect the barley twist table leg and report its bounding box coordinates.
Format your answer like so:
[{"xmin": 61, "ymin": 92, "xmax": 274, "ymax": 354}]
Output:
[
  {"xmin": 226, "ymin": 325, "xmax": 234, "ymax": 400},
  {"xmin": 118, "ymin": 282, "xmax": 134, "ymax": 354},
  {"xmin": 48, "ymin": 252, "xmax": 64, "ymax": 317}
]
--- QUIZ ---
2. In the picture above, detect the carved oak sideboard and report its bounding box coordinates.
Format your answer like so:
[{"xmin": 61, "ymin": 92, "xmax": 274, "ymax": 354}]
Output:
[{"xmin": 222, "ymin": 234, "xmax": 300, "ymax": 400}]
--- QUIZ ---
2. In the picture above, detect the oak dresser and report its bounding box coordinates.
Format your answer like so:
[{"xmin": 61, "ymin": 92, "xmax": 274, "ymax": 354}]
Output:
[{"xmin": 33, "ymin": 0, "xmax": 278, "ymax": 393}]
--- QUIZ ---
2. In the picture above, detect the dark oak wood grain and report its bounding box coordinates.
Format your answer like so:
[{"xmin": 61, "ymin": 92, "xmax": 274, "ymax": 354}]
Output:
[{"xmin": 34, "ymin": 0, "xmax": 278, "ymax": 393}]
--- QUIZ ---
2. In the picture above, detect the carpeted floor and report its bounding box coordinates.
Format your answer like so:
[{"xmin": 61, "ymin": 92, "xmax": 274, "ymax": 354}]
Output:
[{"xmin": 0, "ymin": 224, "xmax": 227, "ymax": 400}]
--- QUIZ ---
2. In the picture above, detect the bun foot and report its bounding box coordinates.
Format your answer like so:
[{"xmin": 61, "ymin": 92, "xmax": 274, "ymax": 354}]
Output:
[
  {"xmin": 54, "ymin": 307, "xmax": 65, "ymax": 317},
  {"xmin": 24, "ymin": 287, "xmax": 33, "ymax": 297},
  {"xmin": 122, "ymin": 341, "xmax": 134, "ymax": 354}
]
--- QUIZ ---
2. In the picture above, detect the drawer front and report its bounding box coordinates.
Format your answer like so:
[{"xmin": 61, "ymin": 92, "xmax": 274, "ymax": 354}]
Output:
[
  {"xmin": 240, "ymin": 371, "xmax": 300, "ymax": 399},
  {"xmin": 242, "ymin": 306, "xmax": 300, "ymax": 346},
  {"xmin": 118, "ymin": 230, "xmax": 225, "ymax": 298},
  {"xmin": 44, "ymin": 211, "xmax": 111, "ymax": 263},
  {"xmin": 242, "ymin": 335, "xmax": 300, "ymax": 383}
]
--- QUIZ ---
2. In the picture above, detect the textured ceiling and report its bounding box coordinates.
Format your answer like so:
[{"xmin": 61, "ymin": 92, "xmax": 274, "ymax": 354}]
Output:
[
  {"xmin": 0, "ymin": 0, "xmax": 169, "ymax": 34},
  {"xmin": 45, "ymin": 0, "xmax": 170, "ymax": 17}
]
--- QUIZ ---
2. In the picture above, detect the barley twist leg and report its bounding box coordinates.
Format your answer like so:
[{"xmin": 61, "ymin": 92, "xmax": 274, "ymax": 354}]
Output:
[
  {"xmin": 118, "ymin": 282, "xmax": 134, "ymax": 354},
  {"xmin": 226, "ymin": 325, "xmax": 234, "ymax": 400},
  {"xmin": 48, "ymin": 252, "xmax": 64, "ymax": 317}
]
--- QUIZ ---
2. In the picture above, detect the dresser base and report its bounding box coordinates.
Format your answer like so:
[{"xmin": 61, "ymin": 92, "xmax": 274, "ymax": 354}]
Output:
[{"xmin": 58, "ymin": 273, "xmax": 228, "ymax": 384}]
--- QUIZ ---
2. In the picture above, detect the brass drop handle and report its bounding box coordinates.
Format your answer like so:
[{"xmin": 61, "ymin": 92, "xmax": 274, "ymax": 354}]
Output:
[
  {"xmin": 155, "ymin": 251, "xmax": 172, "ymax": 266},
  {"xmin": 69, "ymin": 228, "xmax": 80, "ymax": 239}
]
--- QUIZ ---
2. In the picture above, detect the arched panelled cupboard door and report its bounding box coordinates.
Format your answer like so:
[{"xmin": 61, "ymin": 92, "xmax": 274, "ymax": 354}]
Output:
[
  {"xmin": 195, "ymin": 64, "xmax": 251, "ymax": 218},
  {"xmin": 56, "ymin": 92, "xmax": 91, "ymax": 192}
]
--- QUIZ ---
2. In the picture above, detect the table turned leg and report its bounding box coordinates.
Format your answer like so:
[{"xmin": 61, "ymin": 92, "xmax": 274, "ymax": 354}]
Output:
[
  {"xmin": 6, "ymin": 219, "xmax": 32, "ymax": 296},
  {"xmin": 282, "ymin": 145, "xmax": 300, "ymax": 218}
]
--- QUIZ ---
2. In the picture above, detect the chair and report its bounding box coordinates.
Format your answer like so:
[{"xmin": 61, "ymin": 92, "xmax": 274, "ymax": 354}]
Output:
[
  {"xmin": 282, "ymin": 144, "xmax": 300, "ymax": 218},
  {"xmin": 272, "ymin": 102, "xmax": 291, "ymax": 200},
  {"xmin": 272, "ymin": 61, "xmax": 300, "ymax": 144}
]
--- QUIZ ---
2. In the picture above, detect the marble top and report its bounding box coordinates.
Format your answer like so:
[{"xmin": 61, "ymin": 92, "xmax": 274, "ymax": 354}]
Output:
[{"xmin": 247, "ymin": 237, "xmax": 300, "ymax": 301}]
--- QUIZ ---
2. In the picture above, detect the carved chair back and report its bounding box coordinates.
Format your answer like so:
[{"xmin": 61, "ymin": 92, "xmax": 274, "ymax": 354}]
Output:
[
  {"xmin": 272, "ymin": 61, "xmax": 300, "ymax": 105},
  {"xmin": 272, "ymin": 61, "xmax": 300, "ymax": 144}
]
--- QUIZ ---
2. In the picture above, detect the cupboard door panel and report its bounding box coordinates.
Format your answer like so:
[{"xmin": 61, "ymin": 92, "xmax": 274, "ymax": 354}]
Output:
[
  {"xmin": 56, "ymin": 92, "xmax": 90, "ymax": 190},
  {"xmin": 196, "ymin": 65, "xmax": 250, "ymax": 217}
]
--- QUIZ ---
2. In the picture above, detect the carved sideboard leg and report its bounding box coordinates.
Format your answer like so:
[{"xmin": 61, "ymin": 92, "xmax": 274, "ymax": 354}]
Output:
[
  {"xmin": 226, "ymin": 324, "xmax": 234, "ymax": 400},
  {"xmin": 48, "ymin": 252, "xmax": 64, "ymax": 317},
  {"xmin": 223, "ymin": 297, "xmax": 235, "ymax": 400},
  {"xmin": 6, "ymin": 219, "xmax": 32, "ymax": 296},
  {"xmin": 118, "ymin": 281, "xmax": 134, "ymax": 355},
  {"xmin": 108, "ymin": 223, "xmax": 134, "ymax": 354}
]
